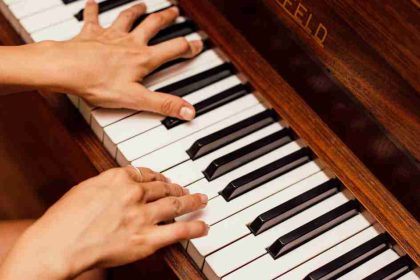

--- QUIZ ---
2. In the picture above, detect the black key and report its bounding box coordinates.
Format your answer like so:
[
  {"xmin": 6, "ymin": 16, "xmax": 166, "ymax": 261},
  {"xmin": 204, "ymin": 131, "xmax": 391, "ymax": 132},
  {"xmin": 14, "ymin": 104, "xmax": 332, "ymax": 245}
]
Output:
[
  {"xmin": 75, "ymin": 0, "xmax": 137, "ymax": 21},
  {"xmin": 63, "ymin": 0, "xmax": 79, "ymax": 4},
  {"xmin": 149, "ymin": 20, "xmax": 198, "ymax": 45},
  {"xmin": 156, "ymin": 63, "xmax": 235, "ymax": 98},
  {"xmin": 162, "ymin": 83, "xmax": 252, "ymax": 129},
  {"xmin": 203, "ymin": 128, "xmax": 295, "ymax": 181},
  {"xmin": 267, "ymin": 200, "xmax": 360, "ymax": 259},
  {"xmin": 305, "ymin": 233, "xmax": 391, "ymax": 280},
  {"xmin": 149, "ymin": 39, "xmax": 213, "ymax": 76},
  {"xmin": 249, "ymin": 179, "xmax": 341, "ymax": 236},
  {"xmin": 187, "ymin": 109, "xmax": 279, "ymax": 160},
  {"xmin": 363, "ymin": 256, "xmax": 413, "ymax": 280},
  {"xmin": 220, "ymin": 148, "xmax": 313, "ymax": 201}
]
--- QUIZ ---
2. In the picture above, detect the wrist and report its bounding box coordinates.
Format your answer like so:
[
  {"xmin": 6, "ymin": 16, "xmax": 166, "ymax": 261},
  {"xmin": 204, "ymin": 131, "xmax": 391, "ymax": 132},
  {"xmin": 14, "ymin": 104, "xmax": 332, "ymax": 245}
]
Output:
[{"xmin": 0, "ymin": 41, "xmax": 64, "ymax": 92}]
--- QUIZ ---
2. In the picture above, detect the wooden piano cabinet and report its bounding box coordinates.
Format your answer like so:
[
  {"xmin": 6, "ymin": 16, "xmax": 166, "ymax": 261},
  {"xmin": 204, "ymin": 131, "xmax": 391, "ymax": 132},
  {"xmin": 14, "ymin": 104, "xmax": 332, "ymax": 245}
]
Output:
[
  {"xmin": 179, "ymin": 0, "xmax": 419, "ymax": 266},
  {"xmin": 0, "ymin": 0, "xmax": 418, "ymax": 279}
]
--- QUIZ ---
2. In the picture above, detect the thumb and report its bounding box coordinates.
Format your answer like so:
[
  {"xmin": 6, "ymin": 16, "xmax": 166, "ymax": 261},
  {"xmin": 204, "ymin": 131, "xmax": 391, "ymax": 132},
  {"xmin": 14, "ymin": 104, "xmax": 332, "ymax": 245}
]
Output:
[{"xmin": 130, "ymin": 86, "xmax": 196, "ymax": 120}]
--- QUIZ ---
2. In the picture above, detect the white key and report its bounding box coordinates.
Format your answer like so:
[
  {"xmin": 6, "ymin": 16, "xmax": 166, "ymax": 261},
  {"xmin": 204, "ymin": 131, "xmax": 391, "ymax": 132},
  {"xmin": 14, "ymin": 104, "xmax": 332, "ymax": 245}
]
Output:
[
  {"xmin": 67, "ymin": 94, "xmax": 79, "ymax": 108},
  {"xmin": 116, "ymin": 94, "xmax": 260, "ymax": 165},
  {"xmin": 164, "ymin": 122, "xmax": 283, "ymax": 187},
  {"xmin": 187, "ymin": 171, "xmax": 332, "ymax": 268},
  {"xmin": 203, "ymin": 192, "xmax": 352, "ymax": 280},
  {"xmin": 222, "ymin": 213, "xmax": 372, "ymax": 280},
  {"xmin": 31, "ymin": 1, "xmax": 169, "ymax": 42},
  {"xmin": 179, "ymin": 141, "xmax": 309, "ymax": 200},
  {"xmin": 9, "ymin": 0, "xmax": 61, "ymax": 19},
  {"xmin": 4, "ymin": 0, "xmax": 21, "ymax": 5},
  {"xmin": 103, "ymin": 75, "xmax": 243, "ymax": 155},
  {"xmin": 23, "ymin": 0, "xmax": 165, "ymax": 34},
  {"xmin": 21, "ymin": 0, "xmax": 89, "ymax": 33},
  {"xmin": 397, "ymin": 269, "xmax": 420, "ymax": 280},
  {"xmin": 177, "ymin": 160, "xmax": 323, "ymax": 226},
  {"xmin": 79, "ymin": 99, "xmax": 96, "ymax": 124},
  {"xmin": 92, "ymin": 108, "xmax": 136, "ymax": 143},
  {"xmin": 131, "ymin": 104, "xmax": 266, "ymax": 172},
  {"xmin": 277, "ymin": 225, "xmax": 382, "ymax": 280},
  {"xmin": 338, "ymin": 249, "xmax": 400, "ymax": 280}
]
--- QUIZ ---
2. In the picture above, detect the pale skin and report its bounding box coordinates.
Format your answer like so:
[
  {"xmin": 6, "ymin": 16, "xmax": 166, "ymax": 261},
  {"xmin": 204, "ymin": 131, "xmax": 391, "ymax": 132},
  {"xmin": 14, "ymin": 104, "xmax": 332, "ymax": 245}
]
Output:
[{"xmin": 0, "ymin": 1, "xmax": 209, "ymax": 279}]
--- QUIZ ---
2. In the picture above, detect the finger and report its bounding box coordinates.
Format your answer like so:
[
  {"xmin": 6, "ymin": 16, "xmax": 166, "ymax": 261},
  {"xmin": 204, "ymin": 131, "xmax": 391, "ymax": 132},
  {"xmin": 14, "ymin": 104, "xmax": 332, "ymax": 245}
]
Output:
[
  {"xmin": 142, "ymin": 181, "xmax": 189, "ymax": 202},
  {"xmin": 124, "ymin": 166, "xmax": 168, "ymax": 183},
  {"xmin": 83, "ymin": 0, "xmax": 99, "ymax": 25},
  {"xmin": 132, "ymin": 6, "xmax": 179, "ymax": 43},
  {"xmin": 111, "ymin": 3, "xmax": 146, "ymax": 32},
  {"xmin": 138, "ymin": 167, "xmax": 168, "ymax": 182},
  {"xmin": 125, "ymin": 85, "xmax": 196, "ymax": 120},
  {"xmin": 146, "ymin": 193, "xmax": 208, "ymax": 223},
  {"xmin": 148, "ymin": 221, "xmax": 209, "ymax": 249},
  {"xmin": 148, "ymin": 38, "xmax": 203, "ymax": 70}
]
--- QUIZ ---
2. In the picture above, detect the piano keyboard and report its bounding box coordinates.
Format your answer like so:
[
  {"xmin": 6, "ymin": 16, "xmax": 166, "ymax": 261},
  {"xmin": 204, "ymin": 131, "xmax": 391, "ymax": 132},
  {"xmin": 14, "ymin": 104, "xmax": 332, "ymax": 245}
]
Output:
[{"xmin": 4, "ymin": 0, "xmax": 419, "ymax": 279}]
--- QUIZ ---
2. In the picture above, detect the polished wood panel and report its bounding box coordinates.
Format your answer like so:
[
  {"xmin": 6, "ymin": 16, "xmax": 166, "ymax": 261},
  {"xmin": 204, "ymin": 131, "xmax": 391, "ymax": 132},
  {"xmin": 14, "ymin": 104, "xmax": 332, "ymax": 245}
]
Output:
[
  {"xmin": 180, "ymin": 0, "xmax": 420, "ymax": 264},
  {"xmin": 206, "ymin": 0, "xmax": 419, "ymax": 220},
  {"xmin": 265, "ymin": 0, "xmax": 420, "ymax": 161}
]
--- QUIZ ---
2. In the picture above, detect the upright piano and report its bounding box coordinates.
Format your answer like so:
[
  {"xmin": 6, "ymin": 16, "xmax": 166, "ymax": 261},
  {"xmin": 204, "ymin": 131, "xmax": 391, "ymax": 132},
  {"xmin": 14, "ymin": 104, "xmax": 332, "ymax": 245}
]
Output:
[{"xmin": 0, "ymin": 0, "xmax": 419, "ymax": 279}]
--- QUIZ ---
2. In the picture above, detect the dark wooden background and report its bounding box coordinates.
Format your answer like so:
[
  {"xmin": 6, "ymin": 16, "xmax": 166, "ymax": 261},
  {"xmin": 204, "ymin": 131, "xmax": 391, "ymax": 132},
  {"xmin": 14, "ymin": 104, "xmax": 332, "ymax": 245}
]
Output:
[{"xmin": 0, "ymin": 12, "xmax": 177, "ymax": 280}]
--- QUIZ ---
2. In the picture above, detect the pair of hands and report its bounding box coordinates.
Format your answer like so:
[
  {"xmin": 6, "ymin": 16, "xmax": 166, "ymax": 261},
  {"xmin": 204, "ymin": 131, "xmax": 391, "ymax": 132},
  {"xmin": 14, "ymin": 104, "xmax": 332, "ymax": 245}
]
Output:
[{"xmin": 0, "ymin": 2, "xmax": 209, "ymax": 279}]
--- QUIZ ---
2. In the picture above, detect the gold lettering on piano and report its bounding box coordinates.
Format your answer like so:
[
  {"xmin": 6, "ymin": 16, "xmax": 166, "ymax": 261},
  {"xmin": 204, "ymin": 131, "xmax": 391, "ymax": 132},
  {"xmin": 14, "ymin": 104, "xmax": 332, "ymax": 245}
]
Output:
[{"xmin": 274, "ymin": 0, "xmax": 328, "ymax": 47}]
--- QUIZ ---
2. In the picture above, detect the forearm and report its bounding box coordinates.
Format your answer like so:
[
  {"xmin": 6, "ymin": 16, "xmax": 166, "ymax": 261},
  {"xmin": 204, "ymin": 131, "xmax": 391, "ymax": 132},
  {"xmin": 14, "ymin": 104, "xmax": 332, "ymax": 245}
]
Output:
[
  {"xmin": 0, "ymin": 223, "xmax": 74, "ymax": 280},
  {"xmin": 0, "ymin": 42, "xmax": 56, "ymax": 92}
]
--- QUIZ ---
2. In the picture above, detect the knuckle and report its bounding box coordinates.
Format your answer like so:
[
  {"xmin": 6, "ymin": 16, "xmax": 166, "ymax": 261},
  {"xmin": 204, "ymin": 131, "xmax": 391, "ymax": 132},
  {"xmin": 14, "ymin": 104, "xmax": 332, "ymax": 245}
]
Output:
[
  {"xmin": 169, "ymin": 197, "xmax": 182, "ymax": 215},
  {"xmin": 121, "ymin": 10, "xmax": 135, "ymax": 21},
  {"xmin": 177, "ymin": 38, "xmax": 190, "ymax": 52},
  {"xmin": 164, "ymin": 183, "xmax": 172, "ymax": 196},
  {"xmin": 149, "ymin": 13, "xmax": 164, "ymax": 25},
  {"xmin": 160, "ymin": 97, "xmax": 178, "ymax": 115}
]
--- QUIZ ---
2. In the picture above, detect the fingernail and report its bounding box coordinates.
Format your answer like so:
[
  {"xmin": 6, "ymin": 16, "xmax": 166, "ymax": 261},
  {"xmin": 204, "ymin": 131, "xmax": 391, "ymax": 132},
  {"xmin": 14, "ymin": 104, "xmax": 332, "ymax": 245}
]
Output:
[
  {"xmin": 199, "ymin": 194, "xmax": 208, "ymax": 204},
  {"xmin": 180, "ymin": 107, "xmax": 195, "ymax": 121},
  {"xmin": 189, "ymin": 40, "xmax": 203, "ymax": 54},
  {"xmin": 183, "ymin": 188, "xmax": 190, "ymax": 195}
]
